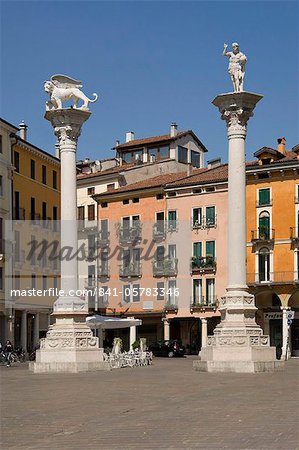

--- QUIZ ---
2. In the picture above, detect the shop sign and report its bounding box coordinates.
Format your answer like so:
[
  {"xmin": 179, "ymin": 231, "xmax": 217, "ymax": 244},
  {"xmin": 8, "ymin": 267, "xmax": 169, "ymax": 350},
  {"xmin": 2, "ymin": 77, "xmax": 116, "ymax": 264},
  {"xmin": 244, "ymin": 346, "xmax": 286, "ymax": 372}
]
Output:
[{"xmin": 264, "ymin": 312, "xmax": 282, "ymax": 320}]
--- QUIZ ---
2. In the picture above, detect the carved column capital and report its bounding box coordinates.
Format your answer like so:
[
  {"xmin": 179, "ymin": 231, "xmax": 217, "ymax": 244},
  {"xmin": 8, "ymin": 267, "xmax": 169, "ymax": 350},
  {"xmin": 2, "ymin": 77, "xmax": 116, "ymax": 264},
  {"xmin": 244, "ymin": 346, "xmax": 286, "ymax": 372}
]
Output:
[
  {"xmin": 54, "ymin": 124, "xmax": 82, "ymax": 151},
  {"xmin": 222, "ymin": 107, "xmax": 252, "ymax": 140}
]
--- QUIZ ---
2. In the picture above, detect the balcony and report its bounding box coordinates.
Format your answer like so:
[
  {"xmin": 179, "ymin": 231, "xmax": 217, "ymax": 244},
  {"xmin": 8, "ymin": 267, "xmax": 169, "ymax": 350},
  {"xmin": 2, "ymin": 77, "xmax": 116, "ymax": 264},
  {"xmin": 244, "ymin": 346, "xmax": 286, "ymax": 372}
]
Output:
[
  {"xmin": 192, "ymin": 216, "xmax": 217, "ymax": 230},
  {"xmin": 85, "ymin": 277, "xmax": 96, "ymax": 289},
  {"xmin": 97, "ymin": 230, "xmax": 110, "ymax": 247},
  {"xmin": 98, "ymin": 265, "xmax": 110, "ymax": 278},
  {"xmin": 13, "ymin": 207, "xmax": 25, "ymax": 221},
  {"xmin": 117, "ymin": 223, "xmax": 142, "ymax": 245},
  {"xmin": 290, "ymin": 227, "xmax": 299, "ymax": 244},
  {"xmin": 190, "ymin": 296, "xmax": 217, "ymax": 311},
  {"xmin": 256, "ymin": 199, "xmax": 272, "ymax": 207},
  {"xmin": 247, "ymin": 271, "xmax": 299, "ymax": 286},
  {"xmin": 191, "ymin": 256, "xmax": 216, "ymax": 274},
  {"xmin": 153, "ymin": 222, "xmax": 166, "ymax": 240},
  {"xmin": 251, "ymin": 228, "xmax": 275, "ymax": 243},
  {"xmin": 120, "ymin": 263, "xmax": 142, "ymax": 278},
  {"xmin": 78, "ymin": 219, "xmax": 97, "ymax": 231},
  {"xmin": 164, "ymin": 299, "xmax": 178, "ymax": 313},
  {"xmin": 153, "ymin": 258, "xmax": 178, "ymax": 277}
]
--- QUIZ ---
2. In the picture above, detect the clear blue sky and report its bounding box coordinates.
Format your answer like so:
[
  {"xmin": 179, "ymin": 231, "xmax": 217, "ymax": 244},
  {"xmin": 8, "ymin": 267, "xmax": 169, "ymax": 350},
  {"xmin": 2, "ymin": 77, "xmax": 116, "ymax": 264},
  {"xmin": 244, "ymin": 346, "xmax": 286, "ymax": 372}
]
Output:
[{"xmin": 1, "ymin": 1, "xmax": 298, "ymax": 162}]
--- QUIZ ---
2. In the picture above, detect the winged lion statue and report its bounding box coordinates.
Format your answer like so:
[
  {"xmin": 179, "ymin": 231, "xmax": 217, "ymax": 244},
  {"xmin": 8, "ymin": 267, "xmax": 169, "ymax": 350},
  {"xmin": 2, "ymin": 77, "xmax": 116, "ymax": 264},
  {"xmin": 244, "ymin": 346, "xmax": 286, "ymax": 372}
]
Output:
[{"xmin": 44, "ymin": 74, "xmax": 98, "ymax": 111}]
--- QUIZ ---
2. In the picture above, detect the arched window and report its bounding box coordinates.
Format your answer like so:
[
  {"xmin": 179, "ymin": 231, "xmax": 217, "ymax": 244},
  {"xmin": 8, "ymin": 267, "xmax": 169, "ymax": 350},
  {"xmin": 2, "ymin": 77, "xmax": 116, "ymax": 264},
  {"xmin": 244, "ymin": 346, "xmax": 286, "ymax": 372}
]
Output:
[
  {"xmin": 258, "ymin": 211, "xmax": 270, "ymax": 239},
  {"xmin": 258, "ymin": 247, "xmax": 270, "ymax": 282}
]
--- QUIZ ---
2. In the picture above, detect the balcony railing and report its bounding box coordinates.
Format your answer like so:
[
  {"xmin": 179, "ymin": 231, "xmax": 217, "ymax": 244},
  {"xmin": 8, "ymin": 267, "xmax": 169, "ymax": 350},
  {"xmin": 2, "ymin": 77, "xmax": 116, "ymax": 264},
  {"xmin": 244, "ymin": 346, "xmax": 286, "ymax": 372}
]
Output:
[
  {"xmin": 117, "ymin": 223, "xmax": 142, "ymax": 245},
  {"xmin": 78, "ymin": 219, "xmax": 97, "ymax": 231},
  {"xmin": 13, "ymin": 207, "xmax": 25, "ymax": 221},
  {"xmin": 120, "ymin": 263, "xmax": 142, "ymax": 278},
  {"xmin": 98, "ymin": 265, "xmax": 110, "ymax": 278},
  {"xmin": 164, "ymin": 299, "xmax": 178, "ymax": 312},
  {"xmin": 251, "ymin": 228, "xmax": 275, "ymax": 243},
  {"xmin": 97, "ymin": 230, "xmax": 110, "ymax": 247},
  {"xmin": 290, "ymin": 227, "xmax": 299, "ymax": 242},
  {"xmin": 153, "ymin": 222, "xmax": 166, "ymax": 240},
  {"xmin": 190, "ymin": 296, "xmax": 217, "ymax": 310},
  {"xmin": 85, "ymin": 277, "xmax": 96, "ymax": 288},
  {"xmin": 256, "ymin": 199, "xmax": 272, "ymax": 207},
  {"xmin": 247, "ymin": 271, "xmax": 299, "ymax": 285},
  {"xmin": 167, "ymin": 221, "xmax": 178, "ymax": 232},
  {"xmin": 192, "ymin": 216, "xmax": 217, "ymax": 229},
  {"xmin": 153, "ymin": 258, "xmax": 178, "ymax": 277},
  {"xmin": 191, "ymin": 256, "xmax": 216, "ymax": 273}
]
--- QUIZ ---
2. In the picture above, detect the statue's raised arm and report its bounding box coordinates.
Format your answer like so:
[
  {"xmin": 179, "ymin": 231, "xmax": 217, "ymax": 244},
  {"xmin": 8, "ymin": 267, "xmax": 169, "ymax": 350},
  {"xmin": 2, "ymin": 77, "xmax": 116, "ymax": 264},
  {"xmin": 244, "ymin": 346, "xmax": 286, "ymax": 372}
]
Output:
[{"xmin": 223, "ymin": 42, "xmax": 247, "ymax": 92}]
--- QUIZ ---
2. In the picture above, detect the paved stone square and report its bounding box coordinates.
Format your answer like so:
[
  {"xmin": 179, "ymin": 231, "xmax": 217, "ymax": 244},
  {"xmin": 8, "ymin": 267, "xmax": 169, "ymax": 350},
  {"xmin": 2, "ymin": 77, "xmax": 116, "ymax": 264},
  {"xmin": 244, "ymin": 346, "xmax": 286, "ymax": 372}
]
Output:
[{"xmin": 1, "ymin": 357, "xmax": 298, "ymax": 450}]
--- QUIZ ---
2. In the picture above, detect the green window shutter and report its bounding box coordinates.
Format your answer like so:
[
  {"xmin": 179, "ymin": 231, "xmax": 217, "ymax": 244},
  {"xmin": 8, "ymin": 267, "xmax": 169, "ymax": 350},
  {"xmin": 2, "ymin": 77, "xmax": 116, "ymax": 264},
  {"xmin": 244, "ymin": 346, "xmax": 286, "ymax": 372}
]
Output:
[
  {"xmin": 259, "ymin": 189, "xmax": 270, "ymax": 205},
  {"xmin": 206, "ymin": 206, "xmax": 215, "ymax": 226},
  {"xmin": 193, "ymin": 242, "xmax": 202, "ymax": 257},
  {"xmin": 206, "ymin": 241, "xmax": 215, "ymax": 258}
]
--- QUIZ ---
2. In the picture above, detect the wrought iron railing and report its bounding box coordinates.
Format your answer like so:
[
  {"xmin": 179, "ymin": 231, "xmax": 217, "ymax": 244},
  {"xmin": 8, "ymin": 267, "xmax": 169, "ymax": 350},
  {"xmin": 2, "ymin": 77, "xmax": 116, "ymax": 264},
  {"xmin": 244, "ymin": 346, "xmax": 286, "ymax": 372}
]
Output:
[{"xmin": 251, "ymin": 228, "xmax": 275, "ymax": 242}]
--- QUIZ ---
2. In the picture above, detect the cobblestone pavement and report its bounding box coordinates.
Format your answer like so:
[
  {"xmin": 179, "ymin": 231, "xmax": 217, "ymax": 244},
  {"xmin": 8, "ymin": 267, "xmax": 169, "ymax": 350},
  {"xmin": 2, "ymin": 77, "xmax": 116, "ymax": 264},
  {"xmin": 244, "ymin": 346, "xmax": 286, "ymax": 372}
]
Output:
[{"xmin": 1, "ymin": 357, "xmax": 298, "ymax": 450}]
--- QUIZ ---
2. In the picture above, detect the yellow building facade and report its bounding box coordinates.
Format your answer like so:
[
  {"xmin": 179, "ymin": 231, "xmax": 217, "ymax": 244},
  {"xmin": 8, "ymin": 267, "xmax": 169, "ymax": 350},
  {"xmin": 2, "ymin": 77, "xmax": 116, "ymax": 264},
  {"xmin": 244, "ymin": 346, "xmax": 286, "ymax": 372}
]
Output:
[
  {"xmin": 246, "ymin": 138, "xmax": 299, "ymax": 357},
  {"xmin": 10, "ymin": 123, "xmax": 60, "ymax": 351}
]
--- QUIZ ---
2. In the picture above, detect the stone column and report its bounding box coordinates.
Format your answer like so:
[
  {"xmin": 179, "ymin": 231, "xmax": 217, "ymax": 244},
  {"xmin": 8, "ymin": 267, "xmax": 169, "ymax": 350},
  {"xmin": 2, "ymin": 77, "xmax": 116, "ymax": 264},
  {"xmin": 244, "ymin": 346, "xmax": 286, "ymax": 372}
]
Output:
[
  {"xmin": 21, "ymin": 310, "xmax": 27, "ymax": 352},
  {"xmin": 163, "ymin": 319, "xmax": 170, "ymax": 340},
  {"xmin": 281, "ymin": 308, "xmax": 289, "ymax": 359},
  {"xmin": 33, "ymin": 312, "xmax": 40, "ymax": 348},
  {"xmin": 194, "ymin": 92, "xmax": 281, "ymax": 373},
  {"xmin": 129, "ymin": 322, "xmax": 136, "ymax": 350},
  {"xmin": 201, "ymin": 318, "xmax": 208, "ymax": 348},
  {"xmin": 30, "ymin": 101, "xmax": 108, "ymax": 373}
]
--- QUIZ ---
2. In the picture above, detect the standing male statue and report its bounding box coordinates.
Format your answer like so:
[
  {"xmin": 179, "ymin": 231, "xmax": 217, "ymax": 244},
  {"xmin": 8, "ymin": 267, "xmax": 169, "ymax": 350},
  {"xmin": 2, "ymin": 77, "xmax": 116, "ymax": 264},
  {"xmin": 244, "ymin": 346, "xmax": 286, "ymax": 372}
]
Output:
[{"xmin": 223, "ymin": 42, "xmax": 247, "ymax": 92}]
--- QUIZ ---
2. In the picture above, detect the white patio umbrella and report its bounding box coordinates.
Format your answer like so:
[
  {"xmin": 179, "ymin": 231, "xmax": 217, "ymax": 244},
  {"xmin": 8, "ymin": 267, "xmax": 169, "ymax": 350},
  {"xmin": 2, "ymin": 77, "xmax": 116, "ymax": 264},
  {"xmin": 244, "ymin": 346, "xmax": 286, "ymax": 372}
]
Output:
[{"xmin": 86, "ymin": 315, "xmax": 142, "ymax": 330}]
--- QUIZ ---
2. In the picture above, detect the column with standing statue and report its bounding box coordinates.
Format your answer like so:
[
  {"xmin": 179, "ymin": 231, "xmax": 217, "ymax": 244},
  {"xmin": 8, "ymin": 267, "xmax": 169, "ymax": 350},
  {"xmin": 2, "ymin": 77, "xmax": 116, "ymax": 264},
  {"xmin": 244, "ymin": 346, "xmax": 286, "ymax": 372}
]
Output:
[
  {"xmin": 30, "ymin": 75, "xmax": 109, "ymax": 373},
  {"xmin": 194, "ymin": 44, "xmax": 283, "ymax": 373}
]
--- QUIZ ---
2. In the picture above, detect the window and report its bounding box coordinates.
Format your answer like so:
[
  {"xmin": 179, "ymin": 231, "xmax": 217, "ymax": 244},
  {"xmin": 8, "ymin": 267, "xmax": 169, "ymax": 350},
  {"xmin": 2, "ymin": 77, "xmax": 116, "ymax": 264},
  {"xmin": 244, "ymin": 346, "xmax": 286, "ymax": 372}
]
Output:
[
  {"xmin": 193, "ymin": 188, "xmax": 202, "ymax": 194},
  {"xmin": 168, "ymin": 244, "xmax": 176, "ymax": 259},
  {"xmin": 53, "ymin": 277, "xmax": 58, "ymax": 290},
  {"xmin": 122, "ymin": 149, "xmax": 143, "ymax": 164},
  {"xmin": 42, "ymin": 202, "xmax": 47, "ymax": 222},
  {"xmin": 206, "ymin": 187, "xmax": 215, "ymax": 192},
  {"xmin": 42, "ymin": 275, "xmax": 47, "ymax": 290},
  {"xmin": 0, "ymin": 175, "xmax": 2, "ymax": 196},
  {"xmin": 206, "ymin": 241, "xmax": 215, "ymax": 260},
  {"xmin": 193, "ymin": 242, "xmax": 202, "ymax": 258},
  {"xmin": 178, "ymin": 146, "xmax": 188, "ymax": 163},
  {"xmin": 53, "ymin": 206, "xmax": 58, "ymax": 231},
  {"xmin": 132, "ymin": 284, "xmax": 140, "ymax": 302},
  {"xmin": 0, "ymin": 135, "xmax": 2, "ymax": 153},
  {"xmin": 167, "ymin": 192, "xmax": 176, "ymax": 197},
  {"xmin": 193, "ymin": 208, "xmax": 202, "ymax": 227},
  {"xmin": 88, "ymin": 204, "xmax": 95, "ymax": 221},
  {"xmin": 156, "ymin": 246, "xmax": 165, "ymax": 262},
  {"xmin": 168, "ymin": 210, "xmax": 177, "ymax": 229},
  {"xmin": 123, "ymin": 284, "xmax": 131, "ymax": 303},
  {"xmin": 258, "ymin": 188, "xmax": 271, "ymax": 206},
  {"xmin": 123, "ymin": 199, "xmax": 129, "ymax": 205},
  {"xmin": 14, "ymin": 151, "xmax": 20, "ymax": 172},
  {"xmin": 0, "ymin": 267, "xmax": 3, "ymax": 290},
  {"xmin": 30, "ymin": 160, "xmax": 35, "ymax": 180},
  {"xmin": 42, "ymin": 165, "xmax": 47, "ymax": 184},
  {"xmin": 206, "ymin": 279, "xmax": 215, "ymax": 305},
  {"xmin": 31, "ymin": 274, "xmax": 36, "ymax": 289},
  {"xmin": 168, "ymin": 280, "xmax": 177, "ymax": 306},
  {"xmin": 52, "ymin": 170, "xmax": 57, "ymax": 189},
  {"xmin": 100, "ymin": 219, "xmax": 109, "ymax": 240},
  {"xmin": 258, "ymin": 211, "xmax": 270, "ymax": 239},
  {"xmin": 107, "ymin": 183, "xmax": 115, "ymax": 191},
  {"xmin": 156, "ymin": 193, "xmax": 164, "ymax": 200},
  {"xmin": 30, "ymin": 197, "xmax": 36, "ymax": 221},
  {"xmin": 88, "ymin": 234, "xmax": 96, "ymax": 258},
  {"xmin": 100, "ymin": 250, "xmax": 109, "ymax": 275},
  {"xmin": 155, "ymin": 212, "xmax": 165, "ymax": 234},
  {"xmin": 30, "ymin": 235, "xmax": 36, "ymax": 266},
  {"xmin": 258, "ymin": 173, "xmax": 269, "ymax": 179},
  {"xmin": 157, "ymin": 282, "xmax": 164, "ymax": 300},
  {"xmin": 191, "ymin": 151, "xmax": 201, "ymax": 168},
  {"xmin": 148, "ymin": 145, "xmax": 169, "ymax": 161},
  {"xmin": 132, "ymin": 198, "xmax": 139, "ymax": 203},
  {"xmin": 193, "ymin": 279, "xmax": 202, "ymax": 304},
  {"xmin": 258, "ymin": 247, "xmax": 270, "ymax": 282},
  {"xmin": 88, "ymin": 265, "xmax": 96, "ymax": 281},
  {"xmin": 77, "ymin": 206, "xmax": 85, "ymax": 220},
  {"xmin": 87, "ymin": 187, "xmax": 95, "ymax": 195},
  {"xmin": 101, "ymin": 202, "xmax": 108, "ymax": 208},
  {"xmin": 206, "ymin": 206, "xmax": 216, "ymax": 227}
]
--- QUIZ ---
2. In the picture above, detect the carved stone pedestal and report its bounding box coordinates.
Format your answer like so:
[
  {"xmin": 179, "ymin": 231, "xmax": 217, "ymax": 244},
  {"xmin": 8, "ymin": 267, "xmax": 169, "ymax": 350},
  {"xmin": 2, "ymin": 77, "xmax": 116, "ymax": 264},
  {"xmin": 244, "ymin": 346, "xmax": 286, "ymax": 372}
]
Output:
[
  {"xmin": 30, "ymin": 299, "xmax": 110, "ymax": 373},
  {"xmin": 194, "ymin": 292, "xmax": 283, "ymax": 373}
]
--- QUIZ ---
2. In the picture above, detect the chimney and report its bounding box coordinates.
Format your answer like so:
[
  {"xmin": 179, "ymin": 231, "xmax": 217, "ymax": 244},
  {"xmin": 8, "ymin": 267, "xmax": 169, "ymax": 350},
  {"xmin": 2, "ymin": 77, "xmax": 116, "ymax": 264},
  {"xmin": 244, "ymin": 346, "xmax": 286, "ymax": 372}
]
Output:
[
  {"xmin": 55, "ymin": 142, "xmax": 60, "ymax": 159},
  {"xmin": 19, "ymin": 120, "xmax": 28, "ymax": 140},
  {"xmin": 207, "ymin": 157, "xmax": 221, "ymax": 170},
  {"xmin": 125, "ymin": 131, "xmax": 135, "ymax": 142},
  {"xmin": 115, "ymin": 139, "xmax": 120, "ymax": 147},
  {"xmin": 277, "ymin": 137, "xmax": 286, "ymax": 154},
  {"xmin": 170, "ymin": 122, "xmax": 178, "ymax": 137}
]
